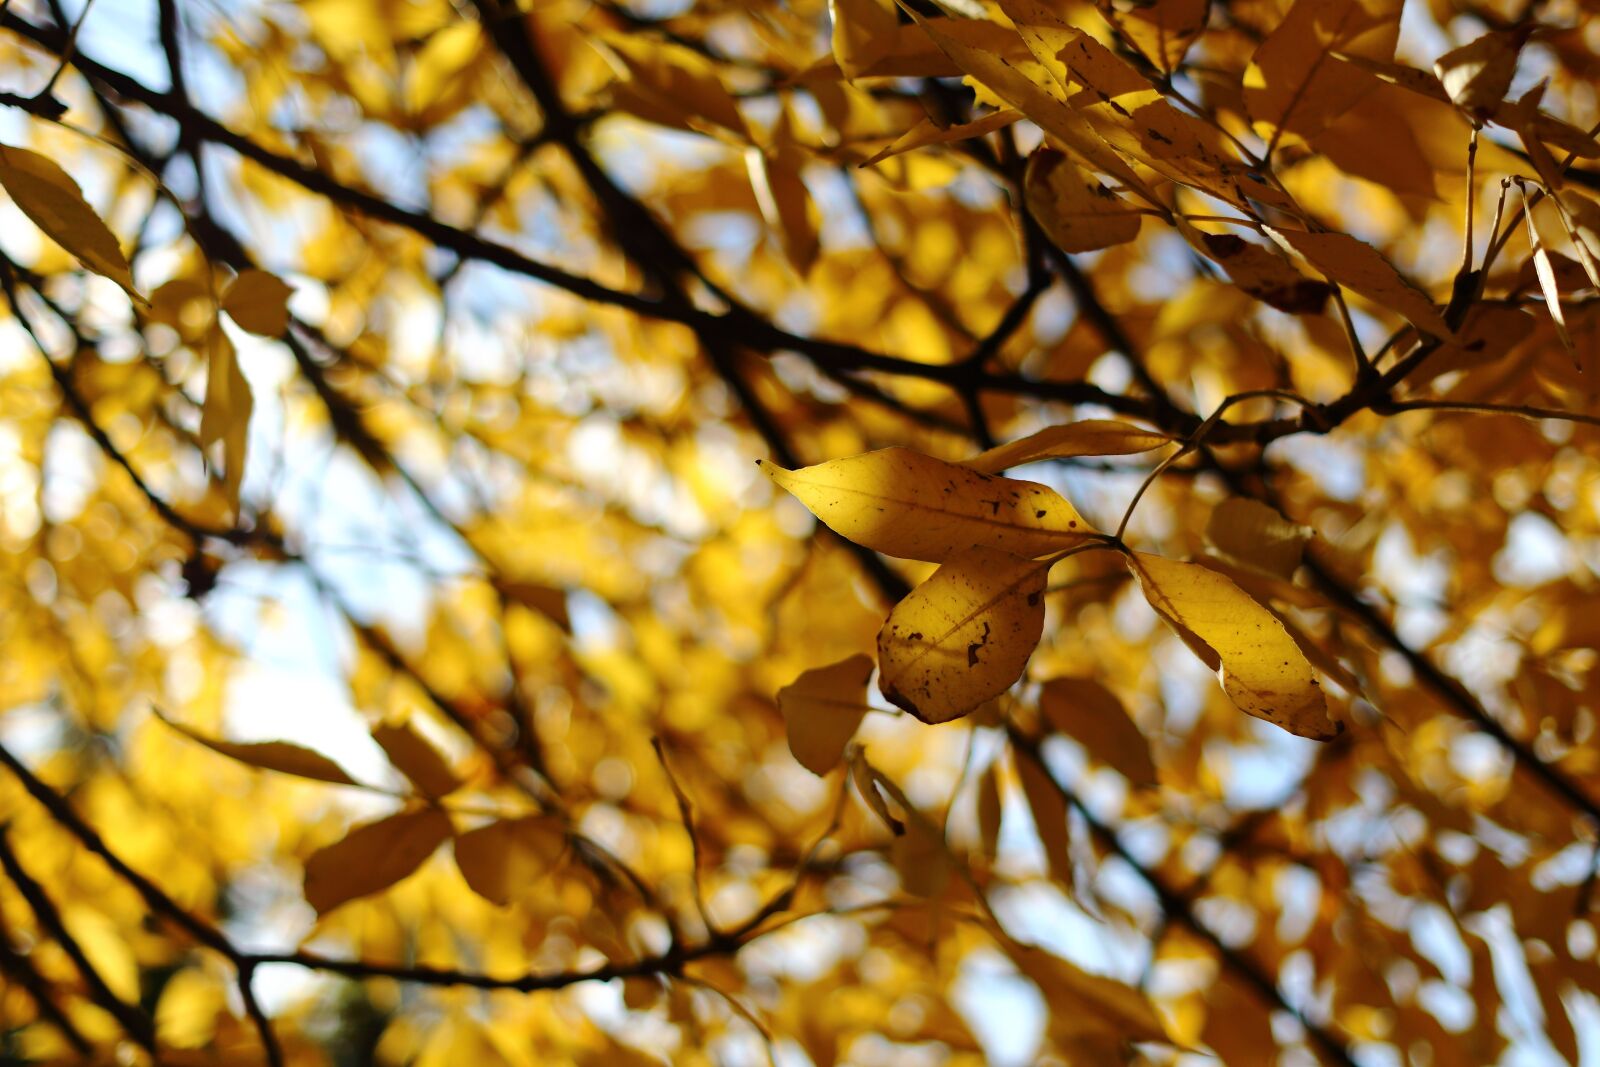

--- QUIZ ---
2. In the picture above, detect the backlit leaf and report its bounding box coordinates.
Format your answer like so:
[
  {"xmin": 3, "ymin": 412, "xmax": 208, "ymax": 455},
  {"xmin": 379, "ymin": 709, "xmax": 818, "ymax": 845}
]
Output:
[
  {"xmin": 761, "ymin": 447, "xmax": 1096, "ymax": 562},
  {"xmin": 372, "ymin": 719, "xmax": 462, "ymax": 798},
  {"xmin": 877, "ymin": 547, "xmax": 1049, "ymax": 723},
  {"xmin": 303, "ymin": 808, "xmax": 453, "ymax": 914},
  {"xmin": 1014, "ymin": 744, "xmax": 1073, "ymax": 887},
  {"xmin": 1434, "ymin": 30, "xmax": 1524, "ymax": 123},
  {"xmin": 1204, "ymin": 497, "xmax": 1312, "ymax": 579},
  {"xmin": 1127, "ymin": 552, "xmax": 1339, "ymax": 740},
  {"xmin": 1267, "ymin": 227, "xmax": 1451, "ymax": 338},
  {"xmin": 453, "ymin": 816, "xmax": 567, "ymax": 906},
  {"xmin": 965, "ymin": 419, "xmax": 1172, "ymax": 474},
  {"xmin": 198, "ymin": 325, "xmax": 253, "ymax": 515},
  {"xmin": 1039, "ymin": 677, "xmax": 1157, "ymax": 787},
  {"xmin": 1024, "ymin": 149, "xmax": 1144, "ymax": 254},
  {"xmin": 777, "ymin": 653, "xmax": 874, "ymax": 775},
  {"xmin": 156, "ymin": 709, "xmax": 360, "ymax": 786},
  {"xmin": 0, "ymin": 143, "xmax": 143, "ymax": 302},
  {"xmin": 221, "ymin": 269, "xmax": 294, "ymax": 336}
]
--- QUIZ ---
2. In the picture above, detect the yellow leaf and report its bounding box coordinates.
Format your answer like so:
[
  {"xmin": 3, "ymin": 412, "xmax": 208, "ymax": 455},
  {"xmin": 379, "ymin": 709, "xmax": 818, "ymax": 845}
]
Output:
[
  {"xmin": 890, "ymin": 809, "xmax": 952, "ymax": 898},
  {"xmin": 155, "ymin": 969, "xmax": 226, "ymax": 1050},
  {"xmin": 155, "ymin": 709, "xmax": 359, "ymax": 786},
  {"xmin": 746, "ymin": 147, "xmax": 819, "ymax": 275},
  {"xmin": 0, "ymin": 143, "xmax": 143, "ymax": 301},
  {"xmin": 965, "ymin": 419, "xmax": 1171, "ymax": 474},
  {"xmin": 1127, "ymin": 552, "xmax": 1340, "ymax": 740},
  {"xmin": 1267, "ymin": 227, "xmax": 1451, "ymax": 338},
  {"xmin": 372, "ymin": 720, "xmax": 462, "ymax": 798},
  {"xmin": 198, "ymin": 326, "xmax": 253, "ymax": 515},
  {"xmin": 1526, "ymin": 202, "xmax": 1574, "ymax": 353},
  {"xmin": 1014, "ymin": 745, "xmax": 1073, "ymax": 887},
  {"xmin": 777, "ymin": 653, "xmax": 874, "ymax": 775},
  {"xmin": 1433, "ymin": 30, "xmax": 1523, "ymax": 123},
  {"xmin": 862, "ymin": 108, "xmax": 1021, "ymax": 168},
  {"xmin": 1185, "ymin": 228, "xmax": 1332, "ymax": 314},
  {"xmin": 62, "ymin": 907, "xmax": 140, "ymax": 1003},
  {"xmin": 1204, "ymin": 497, "xmax": 1312, "ymax": 579},
  {"xmin": 1003, "ymin": 936, "xmax": 1170, "ymax": 1046},
  {"xmin": 830, "ymin": 0, "xmax": 898, "ymax": 80},
  {"xmin": 1099, "ymin": 0, "xmax": 1208, "ymax": 73},
  {"xmin": 1243, "ymin": 0, "xmax": 1400, "ymax": 143},
  {"xmin": 452, "ymin": 816, "xmax": 566, "ymax": 906},
  {"xmin": 1039, "ymin": 677, "xmax": 1157, "ymax": 787},
  {"xmin": 1024, "ymin": 148, "xmax": 1144, "ymax": 254},
  {"xmin": 877, "ymin": 547, "xmax": 1049, "ymax": 723},
  {"xmin": 596, "ymin": 34, "xmax": 746, "ymax": 137},
  {"xmin": 221, "ymin": 269, "xmax": 294, "ymax": 336},
  {"xmin": 761, "ymin": 447, "xmax": 1096, "ymax": 563},
  {"xmin": 303, "ymin": 809, "xmax": 453, "ymax": 914}
]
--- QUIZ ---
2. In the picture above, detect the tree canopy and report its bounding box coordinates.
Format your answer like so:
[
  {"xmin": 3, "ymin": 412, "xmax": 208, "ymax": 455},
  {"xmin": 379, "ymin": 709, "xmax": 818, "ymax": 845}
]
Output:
[{"xmin": 0, "ymin": 0, "xmax": 1598, "ymax": 1063}]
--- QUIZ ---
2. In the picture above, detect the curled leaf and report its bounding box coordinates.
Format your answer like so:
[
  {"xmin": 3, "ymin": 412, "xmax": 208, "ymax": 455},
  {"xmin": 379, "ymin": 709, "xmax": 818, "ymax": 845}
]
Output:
[
  {"xmin": 761, "ymin": 447, "xmax": 1095, "ymax": 562},
  {"xmin": 877, "ymin": 547, "xmax": 1049, "ymax": 723},
  {"xmin": 1127, "ymin": 552, "xmax": 1339, "ymax": 740}
]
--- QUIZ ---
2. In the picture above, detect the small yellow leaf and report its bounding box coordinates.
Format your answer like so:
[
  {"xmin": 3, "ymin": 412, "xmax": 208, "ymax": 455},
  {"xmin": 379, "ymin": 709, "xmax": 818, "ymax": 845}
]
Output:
[
  {"xmin": 1204, "ymin": 497, "xmax": 1312, "ymax": 579},
  {"xmin": 1267, "ymin": 227, "xmax": 1451, "ymax": 338},
  {"xmin": 777, "ymin": 653, "xmax": 874, "ymax": 775},
  {"xmin": 761, "ymin": 447, "xmax": 1095, "ymax": 563},
  {"xmin": 221, "ymin": 269, "xmax": 295, "ymax": 336},
  {"xmin": 746, "ymin": 148, "xmax": 819, "ymax": 275},
  {"xmin": 890, "ymin": 809, "xmax": 952, "ymax": 898},
  {"xmin": 156, "ymin": 710, "xmax": 359, "ymax": 786},
  {"xmin": 155, "ymin": 969, "xmax": 226, "ymax": 1050},
  {"xmin": 0, "ymin": 143, "xmax": 143, "ymax": 301},
  {"xmin": 1039, "ymin": 677, "xmax": 1157, "ymax": 787},
  {"xmin": 1525, "ymin": 202, "xmax": 1574, "ymax": 353},
  {"xmin": 877, "ymin": 547, "xmax": 1048, "ymax": 724},
  {"xmin": 1127, "ymin": 552, "xmax": 1339, "ymax": 740},
  {"xmin": 199, "ymin": 326, "xmax": 253, "ymax": 515},
  {"xmin": 965, "ymin": 419, "xmax": 1171, "ymax": 474},
  {"xmin": 303, "ymin": 808, "xmax": 453, "ymax": 914},
  {"xmin": 1014, "ymin": 745, "xmax": 1073, "ymax": 887},
  {"xmin": 1433, "ymin": 30, "xmax": 1523, "ymax": 123},
  {"xmin": 863, "ymin": 108, "xmax": 1021, "ymax": 168},
  {"xmin": 453, "ymin": 816, "xmax": 566, "ymax": 906},
  {"xmin": 373, "ymin": 720, "xmax": 462, "ymax": 799},
  {"xmin": 1024, "ymin": 148, "xmax": 1143, "ymax": 254}
]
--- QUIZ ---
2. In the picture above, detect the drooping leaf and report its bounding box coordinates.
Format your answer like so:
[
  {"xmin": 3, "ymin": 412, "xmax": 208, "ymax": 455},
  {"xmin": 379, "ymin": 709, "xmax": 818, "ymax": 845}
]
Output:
[
  {"xmin": 1039, "ymin": 677, "xmax": 1157, "ymax": 787},
  {"xmin": 976, "ymin": 760, "xmax": 1004, "ymax": 862},
  {"xmin": 0, "ymin": 143, "xmax": 143, "ymax": 302},
  {"xmin": 1014, "ymin": 744, "xmax": 1073, "ymax": 887},
  {"xmin": 777, "ymin": 653, "xmax": 874, "ymax": 775},
  {"xmin": 372, "ymin": 720, "xmax": 462, "ymax": 798},
  {"xmin": 1126, "ymin": 552, "xmax": 1339, "ymax": 740},
  {"xmin": 761, "ymin": 447, "xmax": 1096, "ymax": 562},
  {"xmin": 1024, "ymin": 148, "xmax": 1144, "ymax": 254},
  {"xmin": 1267, "ymin": 227, "xmax": 1451, "ymax": 338},
  {"xmin": 965, "ymin": 419, "xmax": 1172, "ymax": 474},
  {"xmin": 453, "ymin": 816, "xmax": 567, "ymax": 906},
  {"xmin": 829, "ymin": 0, "xmax": 899, "ymax": 80},
  {"xmin": 1204, "ymin": 497, "xmax": 1312, "ymax": 579},
  {"xmin": 877, "ymin": 547, "xmax": 1049, "ymax": 723},
  {"xmin": 302, "ymin": 808, "xmax": 454, "ymax": 914},
  {"xmin": 155, "ymin": 709, "xmax": 360, "ymax": 786},
  {"xmin": 198, "ymin": 326, "xmax": 253, "ymax": 514},
  {"xmin": 221, "ymin": 269, "xmax": 294, "ymax": 336},
  {"xmin": 746, "ymin": 146, "xmax": 819, "ymax": 275}
]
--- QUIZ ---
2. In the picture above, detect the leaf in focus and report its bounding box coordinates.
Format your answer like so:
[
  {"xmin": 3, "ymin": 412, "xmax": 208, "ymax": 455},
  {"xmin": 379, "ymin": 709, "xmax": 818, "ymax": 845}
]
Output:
[
  {"xmin": 1526, "ymin": 200, "xmax": 1574, "ymax": 353},
  {"xmin": 0, "ymin": 143, "xmax": 143, "ymax": 302},
  {"xmin": 1267, "ymin": 227, "xmax": 1451, "ymax": 338},
  {"xmin": 761, "ymin": 447, "xmax": 1095, "ymax": 562},
  {"xmin": 1433, "ymin": 30, "xmax": 1524, "ymax": 123},
  {"xmin": 863, "ymin": 108, "xmax": 1021, "ymax": 167},
  {"xmin": 453, "ymin": 816, "xmax": 567, "ymax": 906},
  {"xmin": 198, "ymin": 325, "xmax": 253, "ymax": 514},
  {"xmin": 221, "ymin": 269, "xmax": 295, "ymax": 336},
  {"xmin": 372, "ymin": 719, "xmax": 462, "ymax": 798},
  {"xmin": 965, "ymin": 419, "xmax": 1172, "ymax": 474},
  {"xmin": 1127, "ymin": 552, "xmax": 1339, "ymax": 740},
  {"xmin": 1190, "ymin": 230, "xmax": 1333, "ymax": 314},
  {"xmin": 777, "ymin": 653, "xmax": 874, "ymax": 775},
  {"xmin": 1024, "ymin": 148, "xmax": 1143, "ymax": 254},
  {"xmin": 877, "ymin": 547, "xmax": 1049, "ymax": 723},
  {"xmin": 1039, "ymin": 677, "xmax": 1157, "ymax": 787},
  {"xmin": 156, "ymin": 709, "xmax": 360, "ymax": 786},
  {"xmin": 302, "ymin": 808, "xmax": 453, "ymax": 914},
  {"xmin": 1204, "ymin": 497, "xmax": 1312, "ymax": 579},
  {"xmin": 1014, "ymin": 744, "xmax": 1073, "ymax": 887}
]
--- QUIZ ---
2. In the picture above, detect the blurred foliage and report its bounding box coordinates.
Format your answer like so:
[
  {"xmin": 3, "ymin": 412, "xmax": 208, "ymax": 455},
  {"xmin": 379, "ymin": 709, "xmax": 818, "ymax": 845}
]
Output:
[{"xmin": 0, "ymin": 0, "xmax": 1598, "ymax": 1064}]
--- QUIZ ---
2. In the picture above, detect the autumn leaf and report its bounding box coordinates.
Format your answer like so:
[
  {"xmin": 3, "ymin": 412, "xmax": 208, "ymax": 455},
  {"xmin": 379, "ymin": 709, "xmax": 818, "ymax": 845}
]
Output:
[
  {"xmin": 221, "ymin": 269, "xmax": 295, "ymax": 336},
  {"xmin": 1204, "ymin": 497, "xmax": 1312, "ymax": 579},
  {"xmin": 155, "ymin": 709, "xmax": 360, "ymax": 786},
  {"xmin": 877, "ymin": 547, "xmax": 1049, "ymax": 723},
  {"xmin": 1434, "ymin": 29, "xmax": 1525, "ymax": 124},
  {"xmin": 0, "ymin": 143, "xmax": 143, "ymax": 302},
  {"xmin": 453, "ymin": 816, "xmax": 567, "ymax": 906},
  {"xmin": 372, "ymin": 719, "xmax": 462, "ymax": 798},
  {"xmin": 303, "ymin": 808, "xmax": 454, "ymax": 914},
  {"xmin": 1014, "ymin": 744, "xmax": 1073, "ymax": 887},
  {"xmin": 1187, "ymin": 229, "xmax": 1333, "ymax": 314},
  {"xmin": 965, "ymin": 419, "xmax": 1172, "ymax": 474},
  {"xmin": 1024, "ymin": 148, "xmax": 1144, "ymax": 254},
  {"xmin": 761, "ymin": 447, "xmax": 1096, "ymax": 563},
  {"xmin": 198, "ymin": 325, "xmax": 253, "ymax": 514},
  {"xmin": 1267, "ymin": 227, "xmax": 1451, "ymax": 338},
  {"xmin": 1039, "ymin": 677, "xmax": 1157, "ymax": 787},
  {"xmin": 1127, "ymin": 552, "xmax": 1339, "ymax": 740},
  {"xmin": 777, "ymin": 653, "xmax": 874, "ymax": 775}
]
